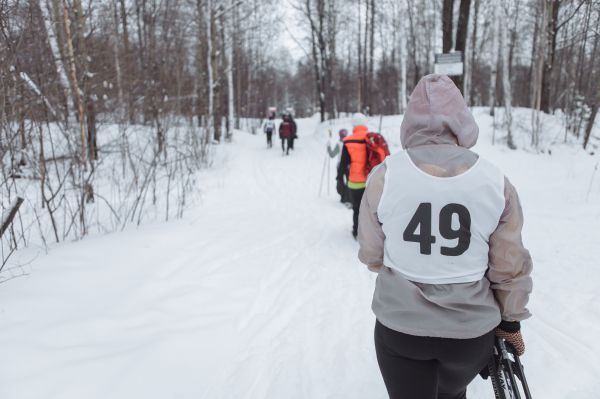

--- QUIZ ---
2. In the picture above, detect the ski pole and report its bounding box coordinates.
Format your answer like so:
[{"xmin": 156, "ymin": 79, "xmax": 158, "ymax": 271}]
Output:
[
  {"xmin": 327, "ymin": 154, "xmax": 331, "ymax": 195},
  {"xmin": 318, "ymin": 154, "xmax": 327, "ymax": 196},
  {"xmin": 326, "ymin": 129, "xmax": 332, "ymax": 196}
]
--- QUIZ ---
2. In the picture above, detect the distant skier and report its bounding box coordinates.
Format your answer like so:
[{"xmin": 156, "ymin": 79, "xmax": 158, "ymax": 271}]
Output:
[
  {"xmin": 357, "ymin": 74, "xmax": 532, "ymax": 399},
  {"xmin": 288, "ymin": 113, "xmax": 298, "ymax": 151},
  {"xmin": 279, "ymin": 114, "xmax": 295, "ymax": 155},
  {"xmin": 328, "ymin": 128, "xmax": 350, "ymax": 205},
  {"xmin": 263, "ymin": 114, "xmax": 276, "ymax": 148},
  {"xmin": 337, "ymin": 113, "xmax": 377, "ymax": 238}
]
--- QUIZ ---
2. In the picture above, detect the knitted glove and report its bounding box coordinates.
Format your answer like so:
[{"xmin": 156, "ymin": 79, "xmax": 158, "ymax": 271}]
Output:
[{"xmin": 495, "ymin": 320, "xmax": 525, "ymax": 356}]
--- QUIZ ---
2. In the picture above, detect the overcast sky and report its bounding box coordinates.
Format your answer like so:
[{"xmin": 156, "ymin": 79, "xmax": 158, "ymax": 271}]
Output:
[{"xmin": 275, "ymin": 2, "xmax": 308, "ymax": 62}]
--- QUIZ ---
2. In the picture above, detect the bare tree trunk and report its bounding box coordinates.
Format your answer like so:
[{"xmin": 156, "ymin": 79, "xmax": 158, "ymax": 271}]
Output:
[
  {"xmin": 61, "ymin": 0, "xmax": 87, "ymax": 165},
  {"xmin": 112, "ymin": 0, "xmax": 128, "ymax": 176},
  {"xmin": 398, "ymin": 1, "xmax": 407, "ymax": 113},
  {"xmin": 357, "ymin": 0, "xmax": 362, "ymax": 111},
  {"xmin": 406, "ymin": 0, "xmax": 419, "ymax": 88},
  {"xmin": 306, "ymin": 0, "xmax": 326, "ymax": 122},
  {"xmin": 540, "ymin": 0, "xmax": 559, "ymax": 113},
  {"xmin": 41, "ymin": 0, "xmax": 70, "ymax": 122},
  {"xmin": 453, "ymin": 0, "xmax": 471, "ymax": 93},
  {"xmin": 367, "ymin": 0, "xmax": 375, "ymax": 112},
  {"xmin": 531, "ymin": 0, "xmax": 547, "ymax": 148},
  {"xmin": 134, "ymin": 0, "xmax": 147, "ymax": 124},
  {"xmin": 205, "ymin": 0, "xmax": 215, "ymax": 148},
  {"xmin": 225, "ymin": 0, "xmax": 235, "ymax": 141},
  {"xmin": 214, "ymin": 7, "xmax": 226, "ymax": 142},
  {"xmin": 111, "ymin": 0, "xmax": 125, "ymax": 123},
  {"xmin": 468, "ymin": 0, "xmax": 479, "ymax": 105},
  {"xmin": 583, "ymin": 78, "xmax": 600, "ymax": 149},
  {"xmin": 72, "ymin": 0, "xmax": 96, "ymax": 163},
  {"xmin": 488, "ymin": 1, "xmax": 499, "ymax": 116},
  {"xmin": 583, "ymin": 102, "xmax": 598, "ymax": 150},
  {"xmin": 442, "ymin": 0, "xmax": 454, "ymax": 53},
  {"xmin": 362, "ymin": 0, "xmax": 369, "ymax": 111},
  {"xmin": 500, "ymin": 3, "xmax": 515, "ymax": 149},
  {"xmin": 118, "ymin": 0, "xmax": 134, "ymax": 124},
  {"xmin": 528, "ymin": 1, "xmax": 539, "ymax": 104},
  {"xmin": 327, "ymin": 0, "xmax": 337, "ymax": 118},
  {"xmin": 0, "ymin": 197, "xmax": 24, "ymax": 239}
]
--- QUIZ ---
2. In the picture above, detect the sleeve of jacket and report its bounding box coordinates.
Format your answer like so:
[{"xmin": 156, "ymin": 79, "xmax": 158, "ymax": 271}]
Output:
[
  {"xmin": 337, "ymin": 144, "xmax": 350, "ymax": 180},
  {"xmin": 487, "ymin": 177, "xmax": 533, "ymax": 322},
  {"xmin": 357, "ymin": 163, "xmax": 387, "ymax": 273},
  {"xmin": 327, "ymin": 142, "xmax": 340, "ymax": 158}
]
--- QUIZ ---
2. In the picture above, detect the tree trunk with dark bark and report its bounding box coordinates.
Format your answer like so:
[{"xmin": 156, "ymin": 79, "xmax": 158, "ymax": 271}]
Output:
[
  {"xmin": 442, "ymin": 0, "xmax": 454, "ymax": 53},
  {"xmin": 452, "ymin": 0, "xmax": 471, "ymax": 93},
  {"xmin": 540, "ymin": 0, "xmax": 559, "ymax": 113}
]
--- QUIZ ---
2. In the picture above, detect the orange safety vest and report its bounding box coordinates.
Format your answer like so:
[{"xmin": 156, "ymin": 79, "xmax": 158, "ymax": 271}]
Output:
[{"xmin": 343, "ymin": 125, "xmax": 369, "ymax": 183}]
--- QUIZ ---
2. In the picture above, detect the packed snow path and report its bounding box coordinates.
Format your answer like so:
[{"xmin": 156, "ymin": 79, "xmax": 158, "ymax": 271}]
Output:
[{"xmin": 1, "ymin": 113, "xmax": 599, "ymax": 398}]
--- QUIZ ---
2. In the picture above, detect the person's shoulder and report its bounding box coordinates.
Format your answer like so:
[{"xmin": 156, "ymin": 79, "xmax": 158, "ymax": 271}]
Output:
[
  {"xmin": 366, "ymin": 161, "xmax": 387, "ymax": 188},
  {"xmin": 475, "ymin": 155, "xmax": 505, "ymax": 180}
]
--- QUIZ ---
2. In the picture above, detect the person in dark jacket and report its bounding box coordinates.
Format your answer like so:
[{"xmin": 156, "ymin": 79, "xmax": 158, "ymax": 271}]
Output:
[
  {"xmin": 288, "ymin": 114, "xmax": 298, "ymax": 150},
  {"xmin": 279, "ymin": 114, "xmax": 294, "ymax": 155},
  {"xmin": 337, "ymin": 113, "xmax": 370, "ymax": 238},
  {"xmin": 328, "ymin": 129, "xmax": 351, "ymax": 205}
]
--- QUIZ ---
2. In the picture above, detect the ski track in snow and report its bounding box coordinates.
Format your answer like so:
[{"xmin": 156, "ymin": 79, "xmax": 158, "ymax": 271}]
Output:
[{"xmin": 1, "ymin": 113, "xmax": 599, "ymax": 398}]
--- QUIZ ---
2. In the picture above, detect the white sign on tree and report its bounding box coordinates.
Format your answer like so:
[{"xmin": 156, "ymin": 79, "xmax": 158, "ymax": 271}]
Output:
[{"xmin": 434, "ymin": 52, "xmax": 464, "ymax": 76}]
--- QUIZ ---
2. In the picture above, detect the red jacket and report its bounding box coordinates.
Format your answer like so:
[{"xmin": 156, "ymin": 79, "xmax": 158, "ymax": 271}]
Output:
[{"xmin": 279, "ymin": 120, "xmax": 296, "ymax": 139}]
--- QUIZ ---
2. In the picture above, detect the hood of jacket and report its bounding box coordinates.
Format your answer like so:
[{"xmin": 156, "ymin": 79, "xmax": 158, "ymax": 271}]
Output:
[
  {"xmin": 351, "ymin": 125, "xmax": 369, "ymax": 137},
  {"xmin": 400, "ymin": 74, "xmax": 478, "ymax": 149}
]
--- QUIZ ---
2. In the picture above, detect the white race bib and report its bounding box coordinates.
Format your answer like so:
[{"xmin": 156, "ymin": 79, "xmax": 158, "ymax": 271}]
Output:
[{"xmin": 377, "ymin": 151, "xmax": 505, "ymax": 284}]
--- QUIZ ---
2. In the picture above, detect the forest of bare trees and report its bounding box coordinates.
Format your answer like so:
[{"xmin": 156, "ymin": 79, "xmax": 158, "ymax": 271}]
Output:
[
  {"xmin": 0, "ymin": 0, "xmax": 285, "ymax": 269},
  {"xmin": 295, "ymin": 0, "xmax": 599, "ymax": 150},
  {"xmin": 1, "ymin": 0, "xmax": 599, "ymax": 268}
]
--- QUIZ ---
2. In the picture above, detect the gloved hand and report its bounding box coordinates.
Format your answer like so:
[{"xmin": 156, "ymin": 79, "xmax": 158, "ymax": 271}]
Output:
[{"xmin": 495, "ymin": 321, "xmax": 525, "ymax": 356}]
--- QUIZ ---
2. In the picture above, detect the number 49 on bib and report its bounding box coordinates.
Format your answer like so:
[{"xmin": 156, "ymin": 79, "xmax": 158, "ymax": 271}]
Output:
[{"xmin": 402, "ymin": 202, "xmax": 471, "ymax": 256}]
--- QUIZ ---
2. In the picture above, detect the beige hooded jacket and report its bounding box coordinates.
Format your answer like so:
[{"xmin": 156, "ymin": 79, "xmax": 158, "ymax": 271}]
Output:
[{"xmin": 358, "ymin": 75, "xmax": 532, "ymax": 339}]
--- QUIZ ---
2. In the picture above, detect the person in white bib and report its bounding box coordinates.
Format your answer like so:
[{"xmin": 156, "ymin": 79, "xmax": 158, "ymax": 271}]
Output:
[
  {"xmin": 357, "ymin": 74, "xmax": 532, "ymax": 399},
  {"xmin": 263, "ymin": 114, "xmax": 276, "ymax": 148}
]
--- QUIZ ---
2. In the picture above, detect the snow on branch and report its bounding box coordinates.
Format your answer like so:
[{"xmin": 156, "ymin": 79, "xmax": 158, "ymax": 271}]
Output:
[
  {"xmin": 0, "ymin": 197, "xmax": 24, "ymax": 239},
  {"xmin": 19, "ymin": 72, "xmax": 59, "ymax": 119}
]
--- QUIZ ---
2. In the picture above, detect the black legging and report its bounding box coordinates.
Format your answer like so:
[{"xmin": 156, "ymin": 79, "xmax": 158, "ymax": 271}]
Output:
[
  {"xmin": 349, "ymin": 187, "xmax": 365, "ymax": 235},
  {"xmin": 266, "ymin": 131, "xmax": 273, "ymax": 147},
  {"xmin": 281, "ymin": 137, "xmax": 292, "ymax": 154},
  {"xmin": 375, "ymin": 320, "xmax": 494, "ymax": 399}
]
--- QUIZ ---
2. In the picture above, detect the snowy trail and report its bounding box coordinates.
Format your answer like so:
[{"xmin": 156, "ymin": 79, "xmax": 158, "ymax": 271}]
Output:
[
  {"xmin": 1, "ymin": 114, "xmax": 600, "ymax": 398},
  {"xmin": 0, "ymin": 117, "xmax": 384, "ymax": 399}
]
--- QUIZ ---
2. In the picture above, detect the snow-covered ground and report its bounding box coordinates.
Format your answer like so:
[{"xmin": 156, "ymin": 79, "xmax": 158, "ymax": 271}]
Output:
[{"xmin": 1, "ymin": 111, "xmax": 599, "ymax": 398}]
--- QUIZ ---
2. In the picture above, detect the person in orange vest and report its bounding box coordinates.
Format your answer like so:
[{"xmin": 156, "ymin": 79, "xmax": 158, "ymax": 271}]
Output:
[{"xmin": 337, "ymin": 113, "xmax": 370, "ymax": 238}]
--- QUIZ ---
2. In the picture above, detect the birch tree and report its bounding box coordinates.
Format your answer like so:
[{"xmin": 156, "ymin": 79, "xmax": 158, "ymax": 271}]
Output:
[
  {"xmin": 397, "ymin": 0, "xmax": 407, "ymax": 113},
  {"xmin": 205, "ymin": 0, "xmax": 215, "ymax": 145},
  {"xmin": 488, "ymin": 1, "xmax": 499, "ymax": 116},
  {"xmin": 40, "ymin": 0, "xmax": 70, "ymax": 122},
  {"xmin": 500, "ymin": 2, "xmax": 516, "ymax": 149},
  {"xmin": 61, "ymin": 0, "xmax": 87, "ymax": 165},
  {"xmin": 225, "ymin": 0, "xmax": 236, "ymax": 141}
]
